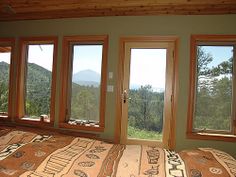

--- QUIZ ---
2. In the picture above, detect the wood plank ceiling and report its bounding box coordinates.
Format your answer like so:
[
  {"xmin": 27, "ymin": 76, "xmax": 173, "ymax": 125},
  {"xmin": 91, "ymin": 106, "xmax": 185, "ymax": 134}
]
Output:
[{"xmin": 0, "ymin": 0, "xmax": 236, "ymax": 21}]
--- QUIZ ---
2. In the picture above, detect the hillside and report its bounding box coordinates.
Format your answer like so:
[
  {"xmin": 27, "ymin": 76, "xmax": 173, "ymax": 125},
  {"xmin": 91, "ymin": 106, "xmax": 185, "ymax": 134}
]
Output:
[
  {"xmin": 0, "ymin": 61, "xmax": 10, "ymax": 113},
  {"xmin": 0, "ymin": 62, "xmax": 52, "ymax": 84},
  {"xmin": 0, "ymin": 62, "xmax": 100, "ymax": 120},
  {"xmin": 23, "ymin": 63, "xmax": 52, "ymax": 117},
  {"xmin": 0, "ymin": 62, "xmax": 53, "ymax": 117},
  {"xmin": 0, "ymin": 61, "xmax": 10, "ymax": 82}
]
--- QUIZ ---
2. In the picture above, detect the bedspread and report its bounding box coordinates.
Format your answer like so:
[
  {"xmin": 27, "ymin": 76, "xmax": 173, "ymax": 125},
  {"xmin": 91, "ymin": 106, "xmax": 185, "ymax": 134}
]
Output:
[{"xmin": 0, "ymin": 128, "xmax": 235, "ymax": 177}]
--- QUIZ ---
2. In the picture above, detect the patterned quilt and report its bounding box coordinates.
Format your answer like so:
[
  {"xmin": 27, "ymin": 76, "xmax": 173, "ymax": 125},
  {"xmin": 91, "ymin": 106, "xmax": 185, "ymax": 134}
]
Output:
[{"xmin": 0, "ymin": 128, "xmax": 235, "ymax": 177}]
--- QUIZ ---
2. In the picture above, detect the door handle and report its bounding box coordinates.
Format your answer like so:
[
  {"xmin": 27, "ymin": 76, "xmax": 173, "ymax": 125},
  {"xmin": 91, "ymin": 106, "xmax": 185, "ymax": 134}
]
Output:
[{"xmin": 123, "ymin": 90, "xmax": 128, "ymax": 103}]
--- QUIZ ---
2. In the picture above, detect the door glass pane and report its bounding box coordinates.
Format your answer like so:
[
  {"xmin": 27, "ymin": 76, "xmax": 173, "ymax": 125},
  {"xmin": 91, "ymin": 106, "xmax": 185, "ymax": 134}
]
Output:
[
  {"xmin": 128, "ymin": 48, "xmax": 166, "ymax": 141},
  {"xmin": 194, "ymin": 46, "xmax": 233, "ymax": 132},
  {"xmin": 0, "ymin": 47, "xmax": 11, "ymax": 116},
  {"xmin": 25, "ymin": 44, "xmax": 54, "ymax": 122},
  {"xmin": 69, "ymin": 45, "xmax": 102, "ymax": 127}
]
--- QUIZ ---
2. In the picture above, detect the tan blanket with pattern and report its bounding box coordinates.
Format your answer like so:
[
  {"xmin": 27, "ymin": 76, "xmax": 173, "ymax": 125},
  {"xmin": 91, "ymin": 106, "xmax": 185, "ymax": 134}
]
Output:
[{"xmin": 0, "ymin": 128, "xmax": 235, "ymax": 177}]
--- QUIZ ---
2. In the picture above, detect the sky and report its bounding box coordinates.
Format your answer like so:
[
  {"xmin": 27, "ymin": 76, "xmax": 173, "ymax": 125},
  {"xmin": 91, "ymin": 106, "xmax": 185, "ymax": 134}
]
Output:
[
  {"xmin": 129, "ymin": 49, "xmax": 166, "ymax": 90},
  {"xmin": 27, "ymin": 44, "xmax": 54, "ymax": 71},
  {"xmin": 72, "ymin": 45, "xmax": 102, "ymax": 74},
  {"xmin": 0, "ymin": 44, "xmax": 102, "ymax": 75},
  {"xmin": 200, "ymin": 46, "xmax": 233, "ymax": 67},
  {"xmin": 0, "ymin": 44, "xmax": 55, "ymax": 71},
  {"xmin": 0, "ymin": 52, "xmax": 11, "ymax": 63}
]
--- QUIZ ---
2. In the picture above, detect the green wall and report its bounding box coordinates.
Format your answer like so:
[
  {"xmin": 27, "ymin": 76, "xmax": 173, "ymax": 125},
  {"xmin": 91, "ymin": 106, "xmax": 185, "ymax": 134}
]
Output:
[{"xmin": 0, "ymin": 15, "xmax": 235, "ymax": 157}]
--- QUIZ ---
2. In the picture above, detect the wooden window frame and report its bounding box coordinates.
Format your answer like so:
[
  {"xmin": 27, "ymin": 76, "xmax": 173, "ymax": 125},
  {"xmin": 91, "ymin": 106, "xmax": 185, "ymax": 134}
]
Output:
[
  {"xmin": 15, "ymin": 36, "xmax": 58, "ymax": 126},
  {"xmin": 59, "ymin": 35, "xmax": 108, "ymax": 132},
  {"xmin": 187, "ymin": 34, "xmax": 236, "ymax": 141},
  {"xmin": 0, "ymin": 38, "xmax": 15, "ymax": 121}
]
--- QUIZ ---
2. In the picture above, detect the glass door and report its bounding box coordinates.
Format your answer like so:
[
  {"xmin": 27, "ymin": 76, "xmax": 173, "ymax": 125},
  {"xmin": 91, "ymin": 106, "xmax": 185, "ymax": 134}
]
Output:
[{"xmin": 121, "ymin": 41, "xmax": 174, "ymax": 148}]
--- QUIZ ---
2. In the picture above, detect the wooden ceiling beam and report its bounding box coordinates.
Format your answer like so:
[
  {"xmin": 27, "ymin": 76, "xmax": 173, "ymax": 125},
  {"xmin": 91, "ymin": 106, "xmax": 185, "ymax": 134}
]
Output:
[
  {"xmin": 5, "ymin": 1, "xmax": 236, "ymax": 12},
  {"xmin": 0, "ymin": 0, "xmax": 236, "ymax": 21}
]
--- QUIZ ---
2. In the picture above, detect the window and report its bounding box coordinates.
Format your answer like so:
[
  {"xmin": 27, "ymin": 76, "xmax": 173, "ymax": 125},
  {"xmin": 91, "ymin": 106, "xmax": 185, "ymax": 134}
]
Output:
[
  {"xmin": 59, "ymin": 35, "xmax": 108, "ymax": 132},
  {"xmin": 188, "ymin": 35, "xmax": 236, "ymax": 140},
  {"xmin": 16, "ymin": 37, "xmax": 58, "ymax": 125},
  {"xmin": 0, "ymin": 38, "xmax": 14, "ymax": 119}
]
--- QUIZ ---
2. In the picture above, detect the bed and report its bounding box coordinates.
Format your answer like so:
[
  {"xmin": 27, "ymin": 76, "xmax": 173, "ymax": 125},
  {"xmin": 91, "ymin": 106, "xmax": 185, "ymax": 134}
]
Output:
[{"xmin": 0, "ymin": 126, "xmax": 235, "ymax": 177}]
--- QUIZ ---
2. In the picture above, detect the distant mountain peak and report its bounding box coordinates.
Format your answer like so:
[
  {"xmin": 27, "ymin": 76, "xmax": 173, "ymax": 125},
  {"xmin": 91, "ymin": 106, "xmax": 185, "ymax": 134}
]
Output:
[
  {"xmin": 72, "ymin": 69, "xmax": 100, "ymax": 87},
  {"xmin": 82, "ymin": 69, "xmax": 99, "ymax": 73}
]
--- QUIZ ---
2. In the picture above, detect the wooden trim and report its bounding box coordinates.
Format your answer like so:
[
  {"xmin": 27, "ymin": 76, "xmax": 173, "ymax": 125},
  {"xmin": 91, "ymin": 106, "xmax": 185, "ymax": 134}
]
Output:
[
  {"xmin": 125, "ymin": 138, "xmax": 164, "ymax": 147},
  {"xmin": 234, "ymin": 45, "xmax": 236, "ymax": 135},
  {"xmin": 16, "ymin": 36, "xmax": 58, "ymax": 126},
  {"xmin": 59, "ymin": 123, "xmax": 104, "ymax": 132},
  {"xmin": 119, "ymin": 42, "xmax": 131, "ymax": 145},
  {"xmin": 0, "ymin": 47, "xmax": 11, "ymax": 53},
  {"xmin": 0, "ymin": 38, "xmax": 15, "ymax": 44},
  {"xmin": 8, "ymin": 39, "xmax": 15, "ymax": 121},
  {"xmin": 0, "ymin": 38, "xmax": 15, "ymax": 121},
  {"xmin": 115, "ymin": 36, "xmax": 178, "ymax": 148},
  {"xmin": 187, "ymin": 35, "xmax": 197, "ymax": 135},
  {"xmin": 0, "ymin": 121, "xmax": 100, "ymax": 141},
  {"xmin": 61, "ymin": 35, "xmax": 108, "ymax": 44},
  {"xmin": 50, "ymin": 37, "xmax": 58, "ymax": 125},
  {"xmin": 14, "ymin": 118, "xmax": 54, "ymax": 127},
  {"xmin": 187, "ymin": 34, "xmax": 236, "ymax": 139},
  {"xmin": 18, "ymin": 36, "xmax": 58, "ymax": 44},
  {"xmin": 99, "ymin": 36, "xmax": 108, "ymax": 129},
  {"xmin": 114, "ymin": 38, "xmax": 125, "ymax": 144},
  {"xmin": 118, "ymin": 36, "xmax": 180, "ymax": 43},
  {"xmin": 59, "ymin": 35, "xmax": 108, "ymax": 132},
  {"xmin": 169, "ymin": 39, "xmax": 179, "ymax": 149},
  {"xmin": 162, "ymin": 42, "xmax": 175, "ymax": 149},
  {"xmin": 187, "ymin": 132, "xmax": 236, "ymax": 142},
  {"xmin": 189, "ymin": 34, "xmax": 236, "ymax": 43},
  {"xmin": 59, "ymin": 36, "xmax": 70, "ymax": 124},
  {"xmin": 16, "ymin": 38, "xmax": 26, "ymax": 118}
]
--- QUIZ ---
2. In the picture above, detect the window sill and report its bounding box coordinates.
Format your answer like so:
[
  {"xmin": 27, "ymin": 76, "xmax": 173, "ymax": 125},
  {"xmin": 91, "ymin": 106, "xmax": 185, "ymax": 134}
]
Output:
[
  {"xmin": 15, "ymin": 117, "xmax": 53, "ymax": 126},
  {"xmin": 68, "ymin": 119, "xmax": 99, "ymax": 127},
  {"xmin": 187, "ymin": 132, "xmax": 236, "ymax": 142},
  {"xmin": 21, "ymin": 115, "xmax": 50, "ymax": 122},
  {"xmin": 0, "ymin": 116, "xmax": 11, "ymax": 122},
  {"xmin": 59, "ymin": 122, "xmax": 104, "ymax": 132},
  {"xmin": 21, "ymin": 117, "xmax": 40, "ymax": 121}
]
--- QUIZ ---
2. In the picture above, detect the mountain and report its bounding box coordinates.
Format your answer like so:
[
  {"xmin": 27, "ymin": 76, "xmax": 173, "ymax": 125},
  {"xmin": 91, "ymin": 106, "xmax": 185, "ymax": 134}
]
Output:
[
  {"xmin": 130, "ymin": 83, "xmax": 165, "ymax": 93},
  {"xmin": 0, "ymin": 62, "xmax": 52, "ymax": 83},
  {"xmin": 24, "ymin": 63, "xmax": 52, "ymax": 115},
  {"xmin": 27, "ymin": 63, "xmax": 52, "ymax": 82},
  {"xmin": 72, "ymin": 69, "xmax": 100, "ymax": 87}
]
